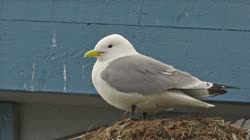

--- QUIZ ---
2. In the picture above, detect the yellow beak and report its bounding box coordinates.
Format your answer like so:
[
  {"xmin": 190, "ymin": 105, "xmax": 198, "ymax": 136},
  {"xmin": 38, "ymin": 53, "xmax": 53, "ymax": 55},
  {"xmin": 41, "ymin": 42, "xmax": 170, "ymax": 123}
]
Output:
[{"xmin": 84, "ymin": 50, "xmax": 102, "ymax": 58}]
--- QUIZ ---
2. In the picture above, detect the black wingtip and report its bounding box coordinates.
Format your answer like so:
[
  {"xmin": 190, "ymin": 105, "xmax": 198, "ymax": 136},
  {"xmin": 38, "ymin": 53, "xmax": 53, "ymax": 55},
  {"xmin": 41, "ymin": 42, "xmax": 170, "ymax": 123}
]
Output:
[
  {"xmin": 212, "ymin": 83, "xmax": 240, "ymax": 89},
  {"xmin": 208, "ymin": 89, "xmax": 227, "ymax": 96}
]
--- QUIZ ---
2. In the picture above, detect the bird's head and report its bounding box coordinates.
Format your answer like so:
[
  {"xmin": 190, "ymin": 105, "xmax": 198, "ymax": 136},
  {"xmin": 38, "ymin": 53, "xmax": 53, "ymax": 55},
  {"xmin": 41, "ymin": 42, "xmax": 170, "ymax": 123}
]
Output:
[{"xmin": 84, "ymin": 34, "xmax": 137, "ymax": 61}]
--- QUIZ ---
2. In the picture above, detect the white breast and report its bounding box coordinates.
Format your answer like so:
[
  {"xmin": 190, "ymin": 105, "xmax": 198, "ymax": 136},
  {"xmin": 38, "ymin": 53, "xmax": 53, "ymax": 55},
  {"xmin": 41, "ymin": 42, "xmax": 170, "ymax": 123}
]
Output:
[{"xmin": 92, "ymin": 60, "xmax": 148, "ymax": 112}]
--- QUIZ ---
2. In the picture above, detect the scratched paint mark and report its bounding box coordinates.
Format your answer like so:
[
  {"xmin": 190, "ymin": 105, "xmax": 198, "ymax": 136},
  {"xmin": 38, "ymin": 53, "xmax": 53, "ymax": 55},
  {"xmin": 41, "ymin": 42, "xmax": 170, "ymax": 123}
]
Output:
[
  {"xmin": 176, "ymin": 14, "xmax": 182, "ymax": 23},
  {"xmin": 155, "ymin": 18, "xmax": 159, "ymax": 24},
  {"xmin": 24, "ymin": 83, "xmax": 27, "ymax": 89},
  {"xmin": 21, "ymin": 71, "xmax": 27, "ymax": 89},
  {"xmin": 186, "ymin": 12, "xmax": 189, "ymax": 17},
  {"xmin": 30, "ymin": 63, "xmax": 36, "ymax": 91},
  {"xmin": 63, "ymin": 64, "xmax": 67, "ymax": 93},
  {"xmin": 82, "ymin": 65, "xmax": 85, "ymax": 81},
  {"xmin": 52, "ymin": 31, "xmax": 57, "ymax": 48}
]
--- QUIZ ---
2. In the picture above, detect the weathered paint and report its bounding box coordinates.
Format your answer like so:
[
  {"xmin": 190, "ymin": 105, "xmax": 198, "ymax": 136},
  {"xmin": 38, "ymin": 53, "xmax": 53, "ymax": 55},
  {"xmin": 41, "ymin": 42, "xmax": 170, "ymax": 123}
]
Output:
[
  {"xmin": 63, "ymin": 64, "xmax": 67, "ymax": 93},
  {"xmin": 141, "ymin": 0, "xmax": 250, "ymax": 30},
  {"xmin": 0, "ymin": 20, "xmax": 249, "ymax": 102},
  {"xmin": 0, "ymin": 103, "xmax": 18, "ymax": 140},
  {"xmin": 0, "ymin": 0, "xmax": 250, "ymax": 103},
  {"xmin": 0, "ymin": 0, "xmax": 144, "ymax": 25},
  {"xmin": 1, "ymin": 0, "xmax": 250, "ymax": 30}
]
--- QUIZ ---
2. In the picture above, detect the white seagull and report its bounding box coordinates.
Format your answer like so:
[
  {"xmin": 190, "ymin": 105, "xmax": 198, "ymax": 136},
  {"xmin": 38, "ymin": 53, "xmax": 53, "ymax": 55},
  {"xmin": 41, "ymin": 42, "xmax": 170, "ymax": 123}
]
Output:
[{"xmin": 84, "ymin": 34, "xmax": 238, "ymax": 120}]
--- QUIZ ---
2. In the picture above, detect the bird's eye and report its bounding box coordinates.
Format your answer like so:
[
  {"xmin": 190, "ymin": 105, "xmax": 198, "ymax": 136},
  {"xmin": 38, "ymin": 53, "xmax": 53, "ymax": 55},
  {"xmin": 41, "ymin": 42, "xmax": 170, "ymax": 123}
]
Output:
[{"xmin": 108, "ymin": 45, "xmax": 113, "ymax": 48}]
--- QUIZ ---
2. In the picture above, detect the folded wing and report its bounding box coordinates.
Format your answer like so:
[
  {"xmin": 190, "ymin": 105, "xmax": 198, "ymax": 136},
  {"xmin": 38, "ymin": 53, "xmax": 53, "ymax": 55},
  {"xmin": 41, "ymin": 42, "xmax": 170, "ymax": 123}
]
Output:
[{"xmin": 101, "ymin": 54, "xmax": 211, "ymax": 96}]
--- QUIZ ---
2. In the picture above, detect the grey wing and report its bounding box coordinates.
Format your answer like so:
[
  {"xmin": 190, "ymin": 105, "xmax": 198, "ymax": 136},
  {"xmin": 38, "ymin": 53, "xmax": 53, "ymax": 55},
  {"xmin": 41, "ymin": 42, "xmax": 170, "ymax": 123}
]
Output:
[{"xmin": 101, "ymin": 54, "xmax": 207, "ymax": 95}]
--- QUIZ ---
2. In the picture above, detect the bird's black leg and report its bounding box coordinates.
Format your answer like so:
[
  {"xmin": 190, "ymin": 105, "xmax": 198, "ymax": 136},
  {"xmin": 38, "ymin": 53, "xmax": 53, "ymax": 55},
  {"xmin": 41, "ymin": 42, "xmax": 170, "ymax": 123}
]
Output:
[
  {"xmin": 130, "ymin": 105, "xmax": 136, "ymax": 120},
  {"xmin": 142, "ymin": 112, "xmax": 147, "ymax": 121}
]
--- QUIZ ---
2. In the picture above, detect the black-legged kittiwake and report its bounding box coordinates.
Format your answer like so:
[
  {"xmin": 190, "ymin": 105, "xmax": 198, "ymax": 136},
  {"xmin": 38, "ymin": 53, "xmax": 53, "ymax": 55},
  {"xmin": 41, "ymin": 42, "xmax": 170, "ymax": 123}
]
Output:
[{"xmin": 84, "ymin": 34, "xmax": 238, "ymax": 120}]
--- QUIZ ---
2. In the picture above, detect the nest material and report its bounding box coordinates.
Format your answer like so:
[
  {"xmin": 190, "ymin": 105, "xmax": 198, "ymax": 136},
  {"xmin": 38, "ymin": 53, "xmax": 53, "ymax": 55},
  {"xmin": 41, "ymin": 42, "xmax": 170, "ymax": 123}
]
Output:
[{"xmin": 80, "ymin": 118, "xmax": 250, "ymax": 140}]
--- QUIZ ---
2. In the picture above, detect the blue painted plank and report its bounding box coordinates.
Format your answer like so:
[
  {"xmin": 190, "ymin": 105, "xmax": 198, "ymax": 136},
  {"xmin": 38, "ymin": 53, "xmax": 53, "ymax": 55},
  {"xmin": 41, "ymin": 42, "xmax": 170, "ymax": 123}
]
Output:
[
  {"xmin": 1, "ymin": 0, "xmax": 250, "ymax": 31},
  {"xmin": 141, "ymin": 0, "xmax": 250, "ymax": 30},
  {"xmin": 0, "ymin": 103, "xmax": 17, "ymax": 140},
  {"xmin": 0, "ymin": 0, "xmax": 143, "ymax": 25},
  {"xmin": 0, "ymin": 20, "xmax": 250, "ymax": 103}
]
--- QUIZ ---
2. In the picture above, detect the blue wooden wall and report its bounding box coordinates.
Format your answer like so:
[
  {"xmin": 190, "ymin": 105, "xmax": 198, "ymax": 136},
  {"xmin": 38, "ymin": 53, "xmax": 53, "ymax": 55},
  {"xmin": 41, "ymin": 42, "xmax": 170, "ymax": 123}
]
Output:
[{"xmin": 0, "ymin": 0, "xmax": 250, "ymax": 102}]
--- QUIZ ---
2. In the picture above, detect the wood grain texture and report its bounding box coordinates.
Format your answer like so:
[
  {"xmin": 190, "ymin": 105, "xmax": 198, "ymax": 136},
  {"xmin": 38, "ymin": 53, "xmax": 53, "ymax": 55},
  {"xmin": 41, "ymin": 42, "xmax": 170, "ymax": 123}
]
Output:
[
  {"xmin": 1, "ymin": 0, "xmax": 250, "ymax": 30},
  {"xmin": 0, "ymin": 0, "xmax": 143, "ymax": 25},
  {"xmin": 0, "ymin": 20, "xmax": 249, "ymax": 102},
  {"xmin": 141, "ymin": 0, "xmax": 250, "ymax": 30},
  {"xmin": 0, "ymin": 103, "xmax": 18, "ymax": 140}
]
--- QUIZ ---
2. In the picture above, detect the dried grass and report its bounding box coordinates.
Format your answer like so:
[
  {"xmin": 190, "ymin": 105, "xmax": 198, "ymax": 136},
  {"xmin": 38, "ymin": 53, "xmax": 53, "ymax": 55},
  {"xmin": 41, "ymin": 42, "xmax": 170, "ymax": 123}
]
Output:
[{"xmin": 79, "ymin": 118, "xmax": 249, "ymax": 140}]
